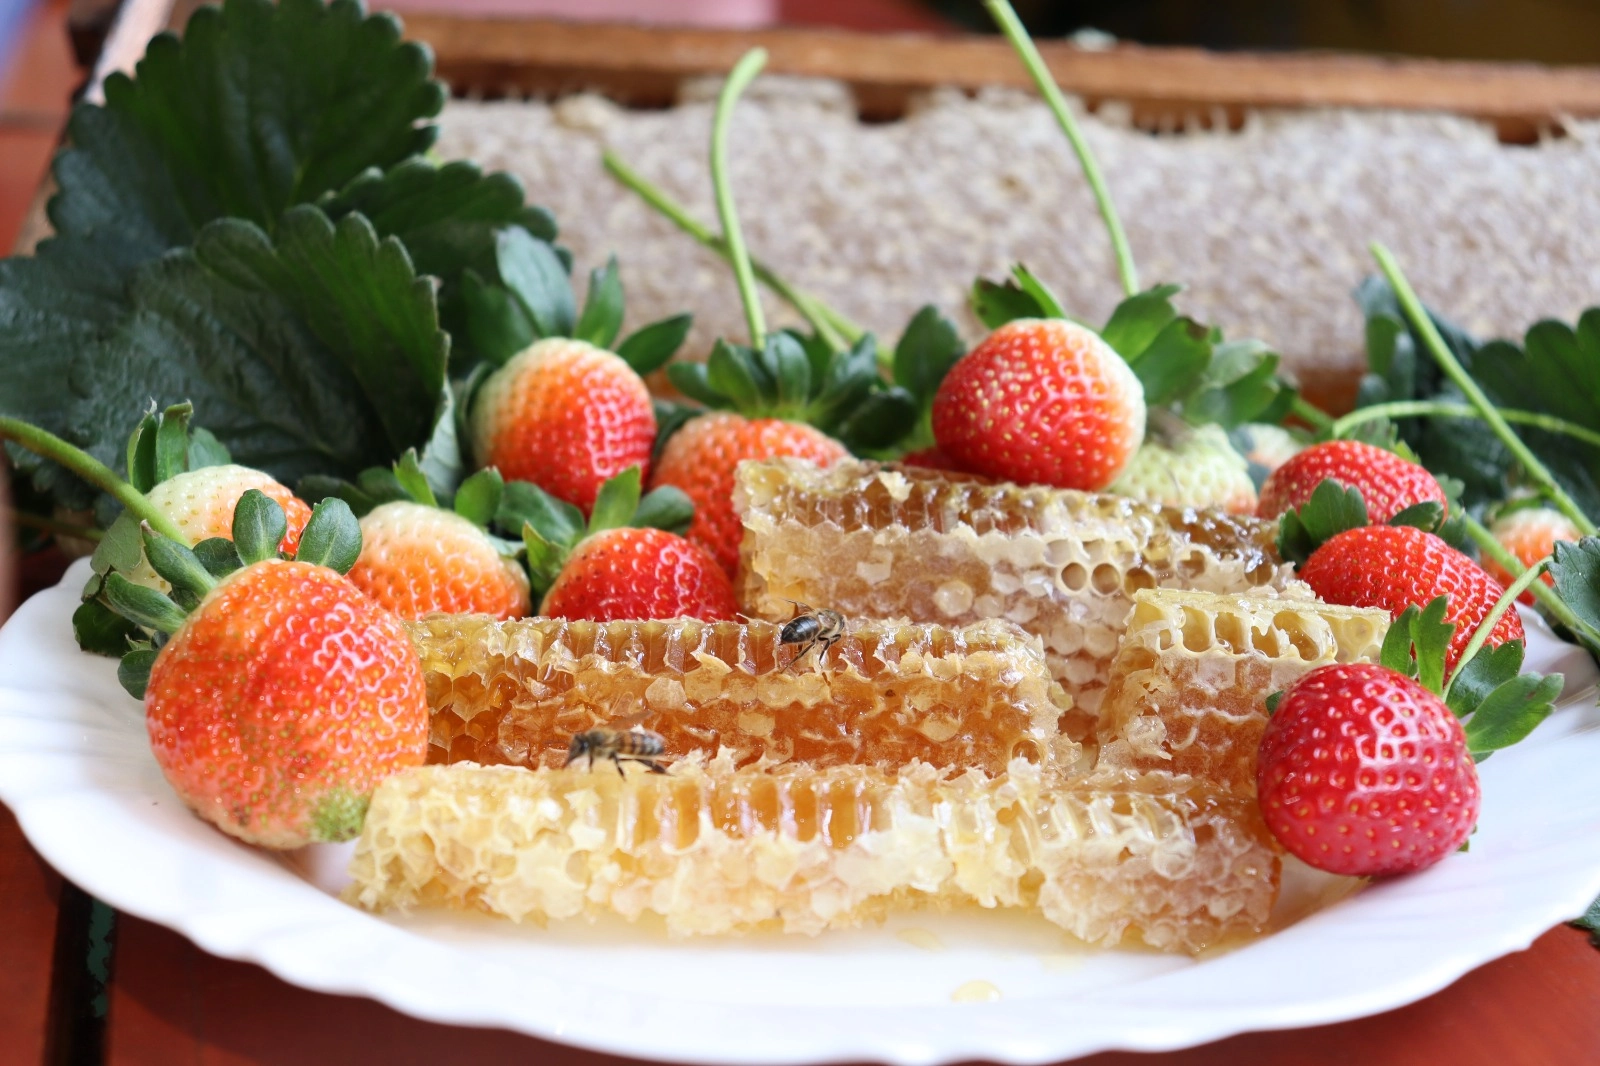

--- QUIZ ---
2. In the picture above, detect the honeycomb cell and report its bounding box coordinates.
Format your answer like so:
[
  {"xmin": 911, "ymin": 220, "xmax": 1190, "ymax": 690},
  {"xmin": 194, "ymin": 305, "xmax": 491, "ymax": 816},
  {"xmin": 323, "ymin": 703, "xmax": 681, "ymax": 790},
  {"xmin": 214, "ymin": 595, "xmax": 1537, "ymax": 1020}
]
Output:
[{"xmin": 348, "ymin": 757, "xmax": 1280, "ymax": 952}]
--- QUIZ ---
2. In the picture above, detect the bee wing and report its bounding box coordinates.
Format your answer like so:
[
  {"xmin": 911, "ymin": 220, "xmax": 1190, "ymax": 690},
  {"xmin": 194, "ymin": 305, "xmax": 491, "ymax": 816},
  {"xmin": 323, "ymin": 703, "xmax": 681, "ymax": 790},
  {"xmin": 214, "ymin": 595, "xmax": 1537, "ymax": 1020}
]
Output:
[{"xmin": 608, "ymin": 706, "xmax": 655, "ymax": 730}]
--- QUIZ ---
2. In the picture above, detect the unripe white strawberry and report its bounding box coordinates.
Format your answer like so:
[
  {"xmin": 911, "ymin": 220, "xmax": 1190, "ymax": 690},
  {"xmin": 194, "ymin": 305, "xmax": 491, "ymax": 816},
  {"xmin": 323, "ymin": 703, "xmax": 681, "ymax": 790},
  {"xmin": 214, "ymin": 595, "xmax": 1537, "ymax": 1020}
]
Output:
[
  {"xmin": 1109, "ymin": 423, "xmax": 1258, "ymax": 514},
  {"xmin": 1233, "ymin": 422, "xmax": 1302, "ymax": 475},
  {"xmin": 127, "ymin": 465, "xmax": 312, "ymax": 591},
  {"xmin": 348, "ymin": 501, "xmax": 530, "ymax": 620}
]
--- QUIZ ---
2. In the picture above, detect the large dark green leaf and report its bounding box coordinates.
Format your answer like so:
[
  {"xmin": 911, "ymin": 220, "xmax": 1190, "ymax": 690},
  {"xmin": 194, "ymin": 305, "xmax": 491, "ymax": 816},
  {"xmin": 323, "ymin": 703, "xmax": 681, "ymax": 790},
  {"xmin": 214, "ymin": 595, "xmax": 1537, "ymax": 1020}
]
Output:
[
  {"xmin": 3, "ymin": 207, "xmax": 448, "ymax": 505},
  {"xmin": 54, "ymin": 0, "xmax": 443, "ymax": 250}
]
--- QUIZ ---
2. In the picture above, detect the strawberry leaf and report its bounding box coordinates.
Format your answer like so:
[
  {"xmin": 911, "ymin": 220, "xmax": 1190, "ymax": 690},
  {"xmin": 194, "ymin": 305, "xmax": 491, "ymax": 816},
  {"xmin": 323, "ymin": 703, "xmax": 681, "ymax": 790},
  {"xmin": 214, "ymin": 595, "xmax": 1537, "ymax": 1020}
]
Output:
[
  {"xmin": 141, "ymin": 524, "xmax": 218, "ymax": 602},
  {"xmin": 1463, "ymin": 672, "xmax": 1562, "ymax": 758},
  {"xmin": 705, "ymin": 340, "xmax": 765, "ymax": 411},
  {"xmin": 1377, "ymin": 595, "xmax": 1454, "ymax": 693},
  {"xmin": 652, "ymin": 399, "xmax": 702, "ymax": 461},
  {"xmin": 73, "ymin": 599, "xmax": 138, "ymax": 658},
  {"xmin": 393, "ymin": 449, "xmax": 438, "ymax": 507},
  {"xmin": 766, "ymin": 332, "xmax": 813, "ymax": 415},
  {"xmin": 970, "ymin": 275, "xmax": 1046, "ymax": 330},
  {"xmin": 457, "ymin": 266, "xmax": 537, "ymax": 368},
  {"xmin": 892, "ymin": 305, "xmax": 965, "ymax": 454},
  {"xmin": 1446, "ymin": 640, "xmax": 1525, "ymax": 717},
  {"xmin": 1100, "ymin": 284, "xmax": 1182, "ymax": 360},
  {"xmin": 1183, "ymin": 339, "xmax": 1295, "ymax": 429},
  {"xmin": 1550, "ymin": 538, "xmax": 1600, "ymax": 639},
  {"xmin": 1389, "ymin": 501, "xmax": 1445, "ymax": 532},
  {"xmin": 1125, "ymin": 317, "xmax": 1213, "ymax": 406},
  {"xmin": 498, "ymin": 480, "xmax": 584, "ymax": 549},
  {"xmin": 103, "ymin": 572, "xmax": 188, "ymax": 635},
  {"xmin": 574, "ymin": 256, "xmax": 624, "ymax": 349},
  {"xmin": 452, "ymin": 467, "xmax": 504, "ymax": 528},
  {"xmin": 295, "ymin": 497, "xmax": 362, "ymax": 573},
  {"xmin": 232, "ymin": 489, "xmax": 288, "ymax": 565},
  {"xmin": 192, "ymin": 538, "xmax": 243, "ymax": 579},
  {"xmin": 126, "ymin": 411, "xmax": 160, "ymax": 495},
  {"xmin": 520, "ymin": 523, "xmax": 564, "ymax": 590},
  {"xmin": 589, "ymin": 467, "xmax": 643, "ymax": 535},
  {"xmin": 1573, "ymin": 894, "xmax": 1600, "ymax": 946},
  {"xmin": 497, "ymin": 227, "xmax": 576, "ymax": 341},
  {"xmin": 117, "ymin": 648, "xmax": 159, "ymax": 701},
  {"xmin": 1264, "ymin": 690, "xmax": 1284, "ymax": 714},
  {"xmin": 632, "ymin": 486, "xmax": 693, "ymax": 535},
  {"xmin": 1010, "ymin": 264, "xmax": 1066, "ymax": 320},
  {"xmin": 1277, "ymin": 479, "xmax": 1370, "ymax": 566},
  {"xmin": 1380, "ymin": 604, "xmax": 1424, "ymax": 680},
  {"xmin": 617, "ymin": 314, "xmax": 693, "ymax": 377}
]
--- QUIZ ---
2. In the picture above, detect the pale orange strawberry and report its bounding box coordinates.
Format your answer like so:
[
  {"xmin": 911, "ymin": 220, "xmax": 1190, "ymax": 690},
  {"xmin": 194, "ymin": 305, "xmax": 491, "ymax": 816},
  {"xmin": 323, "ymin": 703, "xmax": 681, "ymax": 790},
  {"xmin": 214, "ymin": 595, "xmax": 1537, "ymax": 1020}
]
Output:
[
  {"xmin": 469, "ymin": 338, "xmax": 656, "ymax": 514},
  {"xmin": 128, "ymin": 465, "xmax": 311, "ymax": 590},
  {"xmin": 1485, "ymin": 506, "xmax": 1583, "ymax": 605},
  {"xmin": 348, "ymin": 501, "xmax": 529, "ymax": 620},
  {"xmin": 931, "ymin": 318, "xmax": 1145, "ymax": 491},
  {"xmin": 652, "ymin": 412, "xmax": 848, "ymax": 577}
]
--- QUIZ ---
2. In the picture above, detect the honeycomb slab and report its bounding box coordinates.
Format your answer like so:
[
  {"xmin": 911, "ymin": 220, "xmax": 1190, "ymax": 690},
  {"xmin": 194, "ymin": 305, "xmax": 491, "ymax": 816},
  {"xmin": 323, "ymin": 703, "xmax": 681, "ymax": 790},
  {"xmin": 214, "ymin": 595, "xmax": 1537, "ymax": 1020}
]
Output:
[
  {"xmin": 1096, "ymin": 589, "xmax": 1389, "ymax": 792},
  {"xmin": 408, "ymin": 614, "xmax": 1078, "ymax": 776},
  {"xmin": 349, "ymin": 757, "xmax": 1280, "ymax": 953},
  {"xmin": 735, "ymin": 457, "xmax": 1306, "ymax": 715}
]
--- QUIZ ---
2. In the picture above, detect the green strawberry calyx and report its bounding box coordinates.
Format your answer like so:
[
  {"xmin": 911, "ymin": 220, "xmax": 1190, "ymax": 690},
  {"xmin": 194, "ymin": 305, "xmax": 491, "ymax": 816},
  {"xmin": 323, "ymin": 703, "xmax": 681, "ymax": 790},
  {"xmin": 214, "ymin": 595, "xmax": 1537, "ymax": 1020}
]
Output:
[
  {"xmin": 509, "ymin": 466, "xmax": 693, "ymax": 599},
  {"xmin": 1276, "ymin": 478, "xmax": 1464, "ymax": 567},
  {"xmin": 97, "ymin": 490, "xmax": 361, "ymax": 700}
]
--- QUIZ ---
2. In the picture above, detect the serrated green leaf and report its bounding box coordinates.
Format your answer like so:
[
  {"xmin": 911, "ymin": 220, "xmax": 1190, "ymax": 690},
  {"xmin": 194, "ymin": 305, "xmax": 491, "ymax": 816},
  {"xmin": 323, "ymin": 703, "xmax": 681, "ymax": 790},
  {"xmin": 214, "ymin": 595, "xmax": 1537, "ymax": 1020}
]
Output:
[
  {"xmin": 457, "ymin": 266, "xmax": 535, "ymax": 368},
  {"xmin": 1126, "ymin": 316, "xmax": 1211, "ymax": 406},
  {"xmin": 1389, "ymin": 501, "xmax": 1445, "ymax": 532},
  {"xmin": 1010, "ymin": 264, "xmax": 1066, "ymax": 320},
  {"xmin": 191, "ymin": 537, "xmax": 243, "ymax": 579},
  {"xmin": 633, "ymin": 486, "xmax": 694, "ymax": 535},
  {"xmin": 393, "ymin": 449, "xmax": 437, "ymax": 507},
  {"xmin": 152, "ymin": 403, "xmax": 193, "ymax": 484},
  {"xmin": 1464, "ymin": 672, "xmax": 1562, "ymax": 756},
  {"xmin": 117, "ymin": 648, "xmax": 159, "ymax": 701},
  {"xmin": 1184, "ymin": 340, "xmax": 1289, "ymax": 429},
  {"xmin": 497, "ymin": 227, "xmax": 574, "ymax": 340},
  {"xmin": 498, "ymin": 480, "xmax": 584, "ymax": 549},
  {"xmin": 589, "ymin": 467, "xmax": 643, "ymax": 534},
  {"xmin": 831, "ymin": 388, "xmax": 918, "ymax": 453},
  {"xmin": 705, "ymin": 340, "xmax": 764, "ymax": 411},
  {"xmin": 141, "ymin": 525, "xmax": 217, "ymax": 601},
  {"xmin": 232, "ymin": 488, "xmax": 287, "ymax": 565},
  {"xmin": 1276, "ymin": 479, "xmax": 1371, "ymax": 566},
  {"xmin": 1380, "ymin": 604, "xmax": 1423, "ymax": 678},
  {"xmin": 617, "ymin": 313, "xmax": 693, "ymax": 377},
  {"xmin": 970, "ymin": 276, "xmax": 1045, "ymax": 330},
  {"xmin": 187, "ymin": 426, "xmax": 230, "ymax": 468},
  {"xmin": 1446, "ymin": 640, "xmax": 1525, "ymax": 717},
  {"xmin": 893, "ymin": 305, "xmax": 965, "ymax": 405},
  {"xmin": 1551, "ymin": 538, "xmax": 1600, "ymax": 641},
  {"xmin": 1100, "ymin": 284, "xmax": 1182, "ymax": 361},
  {"xmin": 1412, "ymin": 596, "xmax": 1454, "ymax": 695},
  {"xmin": 73, "ymin": 599, "xmax": 138, "ymax": 657},
  {"xmin": 103, "ymin": 572, "xmax": 188, "ymax": 634},
  {"xmin": 574, "ymin": 256, "xmax": 624, "ymax": 349},
  {"xmin": 50, "ymin": 0, "xmax": 444, "ymax": 256},
  {"xmin": 90, "ymin": 512, "xmax": 143, "ymax": 577},
  {"xmin": 453, "ymin": 467, "xmax": 503, "ymax": 527},
  {"xmin": 295, "ymin": 497, "xmax": 362, "ymax": 573}
]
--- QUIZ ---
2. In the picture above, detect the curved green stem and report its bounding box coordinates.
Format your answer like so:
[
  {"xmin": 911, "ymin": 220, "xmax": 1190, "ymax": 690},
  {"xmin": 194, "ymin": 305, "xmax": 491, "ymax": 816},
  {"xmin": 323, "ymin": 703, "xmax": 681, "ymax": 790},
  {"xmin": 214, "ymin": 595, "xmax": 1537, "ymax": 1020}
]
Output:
[
  {"xmin": 1333, "ymin": 400, "xmax": 1600, "ymax": 452},
  {"xmin": 602, "ymin": 151, "xmax": 857, "ymax": 353},
  {"xmin": 9, "ymin": 511, "xmax": 104, "ymax": 541},
  {"xmin": 0, "ymin": 418, "xmax": 186, "ymax": 544},
  {"xmin": 1444, "ymin": 558, "xmax": 1548, "ymax": 699},
  {"xmin": 1372, "ymin": 244, "xmax": 1597, "ymax": 538},
  {"xmin": 1463, "ymin": 514, "xmax": 1598, "ymax": 643},
  {"xmin": 711, "ymin": 49, "xmax": 771, "ymax": 349},
  {"xmin": 1289, "ymin": 395, "xmax": 1334, "ymax": 432},
  {"xmin": 983, "ymin": 0, "xmax": 1138, "ymax": 296}
]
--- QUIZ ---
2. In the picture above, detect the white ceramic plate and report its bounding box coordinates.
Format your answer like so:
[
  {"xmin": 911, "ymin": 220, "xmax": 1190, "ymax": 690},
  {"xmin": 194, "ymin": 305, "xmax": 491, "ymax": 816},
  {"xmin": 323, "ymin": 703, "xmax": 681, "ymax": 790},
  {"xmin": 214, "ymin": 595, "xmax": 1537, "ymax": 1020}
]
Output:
[{"xmin": 3, "ymin": 561, "xmax": 1600, "ymax": 1065}]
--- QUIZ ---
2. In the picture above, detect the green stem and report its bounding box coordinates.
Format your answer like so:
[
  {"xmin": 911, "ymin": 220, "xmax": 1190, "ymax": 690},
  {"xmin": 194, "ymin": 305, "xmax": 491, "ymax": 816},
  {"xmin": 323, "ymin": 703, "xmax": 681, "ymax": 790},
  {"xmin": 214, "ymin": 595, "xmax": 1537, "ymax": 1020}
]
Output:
[
  {"xmin": 711, "ymin": 49, "xmax": 771, "ymax": 349},
  {"xmin": 602, "ymin": 150, "xmax": 857, "ymax": 352},
  {"xmin": 1371, "ymin": 243, "xmax": 1597, "ymax": 537},
  {"xmin": 9, "ymin": 510, "xmax": 104, "ymax": 541},
  {"xmin": 1444, "ymin": 558, "xmax": 1548, "ymax": 699},
  {"xmin": 1290, "ymin": 395, "xmax": 1335, "ymax": 432},
  {"xmin": 983, "ymin": 0, "xmax": 1138, "ymax": 297},
  {"xmin": 1333, "ymin": 400, "xmax": 1600, "ymax": 452},
  {"xmin": 0, "ymin": 418, "xmax": 186, "ymax": 544},
  {"xmin": 1463, "ymin": 514, "xmax": 1599, "ymax": 644}
]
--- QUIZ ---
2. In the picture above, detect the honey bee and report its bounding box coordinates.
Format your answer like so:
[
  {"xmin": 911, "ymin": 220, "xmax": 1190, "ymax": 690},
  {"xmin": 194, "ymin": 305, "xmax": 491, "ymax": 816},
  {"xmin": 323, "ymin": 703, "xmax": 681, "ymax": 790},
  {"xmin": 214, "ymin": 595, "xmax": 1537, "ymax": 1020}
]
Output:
[
  {"xmin": 565, "ymin": 708, "xmax": 669, "ymax": 775},
  {"xmin": 777, "ymin": 599, "xmax": 846, "ymax": 672}
]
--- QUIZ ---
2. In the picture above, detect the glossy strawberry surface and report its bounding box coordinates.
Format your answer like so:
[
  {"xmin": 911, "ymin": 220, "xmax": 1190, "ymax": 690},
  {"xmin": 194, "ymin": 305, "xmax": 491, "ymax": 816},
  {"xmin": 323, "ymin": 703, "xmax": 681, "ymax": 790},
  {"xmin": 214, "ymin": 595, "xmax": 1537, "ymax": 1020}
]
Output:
[
  {"xmin": 1258, "ymin": 439, "xmax": 1447, "ymax": 523},
  {"xmin": 1485, "ymin": 506, "xmax": 1582, "ymax": 605},
  {"xmin": 146, "ymin": 560, "xmax": 429, "ymax": 849},
  {"xmin": 652, "ymin": 412, "xmax": 847, "ymax": 577},
  {"xmin": 540, "ymin": 527, "xmax": 738, "ymax": 622},
  {"xmin": 469, "ymin": 338, "xmax": 655, "ymax": 514},
  {"xmin": 1300, "ymin": 524, "xmax": 1523, "ymax": 671},
  {"xmin": 930, "ymin": 318, "xmax": 1145, "ymax": 492},
  {"xmin": 1257, "ymin": 662, "xmax": 1480, "ymax": 877},
  {"xmin": 349, "ymin": 501, "xmax": 530, "ymax": 620}
]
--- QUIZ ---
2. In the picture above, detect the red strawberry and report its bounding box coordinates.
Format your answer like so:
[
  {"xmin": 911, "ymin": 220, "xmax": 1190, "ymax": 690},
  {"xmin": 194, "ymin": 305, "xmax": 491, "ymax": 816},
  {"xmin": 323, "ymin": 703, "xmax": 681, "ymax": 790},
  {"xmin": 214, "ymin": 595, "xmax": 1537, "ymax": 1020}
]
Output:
[
  {"xmin": 1257, "ymin": 662, "xmax": 1480, "ymax": 876},
  {"xmin": 1299, "ymin": 524, "xmax": 1523, "ymax": 671},
  {"xmin": 107, "ymin": 493, "xmax": 428, "ymax": 849},
  {"xmin": 1485, "ymin": 506, "xmax": 1582, "ymax": 605},
  {"xmin": 1258, "ymin": 440, "xmax": 1446, "ymax": 524},
  {"xmin": 349, "ymin": 501, "xmax": 530, "ymax": 620},
  {"xmin": 130, "ymin": 464, "xmax": 312, "ymax": 590},
  {"xmin": 469, "ymin": 338, "xmax": 655, "ymax": 514},
  {"xmin": 900, "ymin": 445, "xmax": 961, "ymax": 471},
  {"xmin": 653, "ymin": 412, "xmax": 847, "ymax": 577},
  {"xmin": 931, "ymin": 318, "xmax": 1145, "ymax": 492},
  {"xmin": 541, "ymin": 527, "xmax": 737, "ymax": 622}
]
